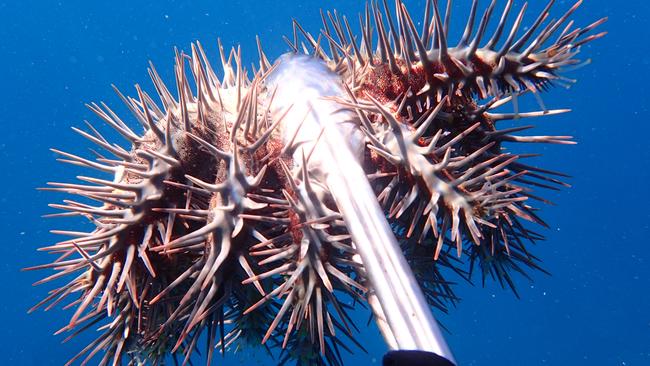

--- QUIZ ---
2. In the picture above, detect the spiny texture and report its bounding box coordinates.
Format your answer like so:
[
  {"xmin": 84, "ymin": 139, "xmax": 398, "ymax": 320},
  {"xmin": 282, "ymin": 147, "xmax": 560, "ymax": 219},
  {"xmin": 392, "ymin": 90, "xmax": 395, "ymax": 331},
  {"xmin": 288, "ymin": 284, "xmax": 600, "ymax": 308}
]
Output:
[
  {"xmin": 301, "ymin": 0, "xmax": 605, "ymax": 296},
  {"xmin": 28, "ymin": 1, "xmax": 604, "ymax": 365}
]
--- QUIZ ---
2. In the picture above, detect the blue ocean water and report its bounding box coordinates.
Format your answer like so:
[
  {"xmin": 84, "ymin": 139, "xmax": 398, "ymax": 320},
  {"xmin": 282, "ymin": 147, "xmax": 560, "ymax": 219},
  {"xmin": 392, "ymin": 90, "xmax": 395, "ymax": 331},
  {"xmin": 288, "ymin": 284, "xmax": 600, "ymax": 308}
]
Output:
[{"xmin": 0, "ymin": 0, "xmax": 648, "ymax": 365}]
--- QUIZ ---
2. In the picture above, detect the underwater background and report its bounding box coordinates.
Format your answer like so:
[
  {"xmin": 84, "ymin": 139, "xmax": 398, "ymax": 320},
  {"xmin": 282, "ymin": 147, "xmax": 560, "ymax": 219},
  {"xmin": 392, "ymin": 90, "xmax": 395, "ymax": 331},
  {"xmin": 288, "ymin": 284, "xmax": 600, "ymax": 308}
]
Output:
[{"xmin": 0, "ymin": 0, "xmax": 647, "ymax": 365}]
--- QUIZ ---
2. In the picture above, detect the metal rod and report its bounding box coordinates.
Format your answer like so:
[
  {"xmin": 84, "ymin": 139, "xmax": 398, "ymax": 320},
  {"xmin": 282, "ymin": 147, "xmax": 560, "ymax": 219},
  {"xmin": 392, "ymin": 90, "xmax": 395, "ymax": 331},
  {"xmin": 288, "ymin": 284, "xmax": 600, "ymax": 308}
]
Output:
[{"xmin": 268, "ymin": 54, "xmax": 456, "ymax": 364}]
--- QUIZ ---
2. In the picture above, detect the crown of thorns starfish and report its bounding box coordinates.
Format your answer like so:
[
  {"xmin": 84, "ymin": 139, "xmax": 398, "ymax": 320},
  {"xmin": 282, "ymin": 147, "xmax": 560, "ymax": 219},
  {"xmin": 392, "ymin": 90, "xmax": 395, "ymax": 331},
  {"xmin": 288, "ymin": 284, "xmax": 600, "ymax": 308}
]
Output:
[{"xmin": 27, "ymin": 1, "xmax": 605, "ymax": 365}]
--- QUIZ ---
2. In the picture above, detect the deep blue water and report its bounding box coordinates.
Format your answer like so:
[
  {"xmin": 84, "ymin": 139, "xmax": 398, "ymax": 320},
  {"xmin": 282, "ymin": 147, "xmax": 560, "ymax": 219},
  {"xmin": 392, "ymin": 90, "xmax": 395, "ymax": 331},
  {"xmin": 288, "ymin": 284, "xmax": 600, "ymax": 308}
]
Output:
[{"xmin": 1, "ymin": 1, "xmax": 648, "ymax": 365}]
